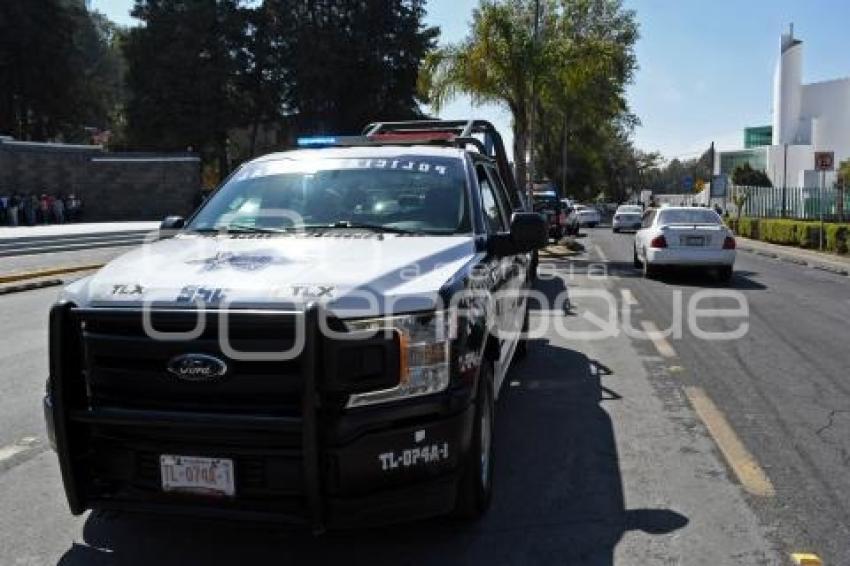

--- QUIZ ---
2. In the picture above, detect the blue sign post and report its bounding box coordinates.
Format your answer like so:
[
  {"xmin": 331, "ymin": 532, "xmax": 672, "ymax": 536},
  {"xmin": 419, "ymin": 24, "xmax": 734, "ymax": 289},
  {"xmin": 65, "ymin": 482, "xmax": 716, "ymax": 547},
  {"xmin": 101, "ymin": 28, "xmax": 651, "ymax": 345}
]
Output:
[{"xmin": 683, "ymin": 176, "xmax": 694, "ymax": 191}]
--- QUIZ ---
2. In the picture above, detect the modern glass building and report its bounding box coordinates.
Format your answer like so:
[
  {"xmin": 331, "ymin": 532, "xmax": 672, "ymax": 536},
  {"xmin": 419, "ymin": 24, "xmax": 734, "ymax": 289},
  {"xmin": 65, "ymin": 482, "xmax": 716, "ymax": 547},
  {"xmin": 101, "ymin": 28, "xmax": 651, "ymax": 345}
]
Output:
[
  {"xmin": 744, "ymin": 126, "xmax": 772, "ymax": 148},
  {"xmin": 719, "ymin": 148, "xmax": 767, "ymax": 177}
]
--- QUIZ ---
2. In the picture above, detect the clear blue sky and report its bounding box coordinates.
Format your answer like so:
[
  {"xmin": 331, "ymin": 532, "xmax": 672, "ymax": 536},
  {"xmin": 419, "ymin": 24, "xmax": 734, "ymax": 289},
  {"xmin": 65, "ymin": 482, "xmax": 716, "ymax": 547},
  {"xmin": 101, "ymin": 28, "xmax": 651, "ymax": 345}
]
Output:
[{"xmin": 92, "ymin": 0, "xmax": 850, "ymax": 160}]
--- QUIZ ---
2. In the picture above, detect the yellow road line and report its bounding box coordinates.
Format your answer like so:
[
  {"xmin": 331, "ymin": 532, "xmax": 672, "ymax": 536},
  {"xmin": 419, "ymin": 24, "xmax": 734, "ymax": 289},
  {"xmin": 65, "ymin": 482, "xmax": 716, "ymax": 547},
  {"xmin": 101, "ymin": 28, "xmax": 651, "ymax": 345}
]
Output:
[
  {"xmin": 685, "ymin": 386, "xmax": 775, "ymax": 497},
  {"xmin": 791, "ymin": 552, "xmax": 823, "ymax": 565},
  {"xmin": 0, "ymin": 263, "xmax": 104, "ymax": 284},
  {"xmin": 640, "ymin": 320, "xmax": 677, "ymax": 358}
]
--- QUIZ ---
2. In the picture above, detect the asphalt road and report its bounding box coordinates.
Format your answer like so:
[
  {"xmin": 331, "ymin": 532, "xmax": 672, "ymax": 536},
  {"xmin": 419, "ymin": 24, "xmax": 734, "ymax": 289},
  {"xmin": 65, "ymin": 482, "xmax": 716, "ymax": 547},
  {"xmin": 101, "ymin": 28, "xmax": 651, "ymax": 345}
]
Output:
[{"xmin": 1, "ymin": 227, "xmax": 848, "ymax": 564}]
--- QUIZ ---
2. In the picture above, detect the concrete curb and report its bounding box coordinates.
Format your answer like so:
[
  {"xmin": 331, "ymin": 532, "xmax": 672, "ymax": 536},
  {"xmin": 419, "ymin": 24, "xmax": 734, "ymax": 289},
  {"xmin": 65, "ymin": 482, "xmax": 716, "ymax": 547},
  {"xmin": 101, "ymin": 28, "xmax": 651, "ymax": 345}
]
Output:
[
  {"xmin": 0, "ymin": 263, "xmax": 104, "ymax": 284},
  {"xmin": 0, "ymin": 279, "xmax": 64, "ymax": 295},
  {"xmin": 811, "ymin": 264, "xmax": 849, "ymax": 276}
]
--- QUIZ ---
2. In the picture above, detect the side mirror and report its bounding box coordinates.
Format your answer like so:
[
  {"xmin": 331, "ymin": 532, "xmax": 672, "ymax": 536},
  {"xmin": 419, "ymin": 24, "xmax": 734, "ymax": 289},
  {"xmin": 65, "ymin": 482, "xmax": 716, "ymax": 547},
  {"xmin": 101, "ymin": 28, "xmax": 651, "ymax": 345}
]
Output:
[
  {"xmin": 158, "ymin": 215, "xmax": 185, "ymax": 239},
  {"xmin": 488, "ymin": 212, "xmax": 548, "ymax": 256}
]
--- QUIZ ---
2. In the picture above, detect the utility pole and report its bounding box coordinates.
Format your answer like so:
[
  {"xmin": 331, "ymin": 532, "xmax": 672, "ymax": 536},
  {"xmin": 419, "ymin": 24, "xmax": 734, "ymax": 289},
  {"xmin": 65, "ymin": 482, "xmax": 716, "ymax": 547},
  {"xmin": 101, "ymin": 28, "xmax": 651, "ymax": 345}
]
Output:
[
  {"xmin": 782, "ymin": 143, "xmax": 788, "ymax": 217},
  {"xmin": 527, "ymin": 0, "xmax": 540, "ymax": 201}
]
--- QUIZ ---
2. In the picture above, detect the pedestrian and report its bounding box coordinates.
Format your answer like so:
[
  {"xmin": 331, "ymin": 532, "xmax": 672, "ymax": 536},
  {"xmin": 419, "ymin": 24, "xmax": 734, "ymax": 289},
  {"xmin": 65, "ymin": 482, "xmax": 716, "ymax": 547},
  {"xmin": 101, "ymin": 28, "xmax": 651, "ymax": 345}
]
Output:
[
  {"xmin": 39, "ymin": 194, "xmax": 50, "ymax": 224},
  {"xmin": 53, "ymin": 193, "xmax": 66, "ymax": 224},
  {"xmin": 7, "ymin": 193, "xmax": 20, "ymax": 226},
  {"xmin": 22, "ymin": 193, "xmax": 35, "ymax": 226},
  {"xmin": 0, "ymin": 193, "xmax": 7, "ymax": 225}
]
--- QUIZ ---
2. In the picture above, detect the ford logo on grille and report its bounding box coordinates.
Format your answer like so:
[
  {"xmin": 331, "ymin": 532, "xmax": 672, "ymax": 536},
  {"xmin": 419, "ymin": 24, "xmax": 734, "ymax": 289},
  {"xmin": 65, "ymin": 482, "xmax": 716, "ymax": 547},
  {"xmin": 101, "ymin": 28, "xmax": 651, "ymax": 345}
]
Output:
[{"xmin": 167, "ymin": 353, "xmax": 228, "ymax": 382}]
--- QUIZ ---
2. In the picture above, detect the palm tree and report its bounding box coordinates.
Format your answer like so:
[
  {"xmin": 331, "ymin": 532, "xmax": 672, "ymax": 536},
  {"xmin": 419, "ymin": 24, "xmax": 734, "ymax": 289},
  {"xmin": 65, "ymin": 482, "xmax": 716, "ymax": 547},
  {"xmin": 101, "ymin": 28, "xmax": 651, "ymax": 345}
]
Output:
[{"xmin": 419, "ymin": 1, "xmax": 544, "ymax": 190}]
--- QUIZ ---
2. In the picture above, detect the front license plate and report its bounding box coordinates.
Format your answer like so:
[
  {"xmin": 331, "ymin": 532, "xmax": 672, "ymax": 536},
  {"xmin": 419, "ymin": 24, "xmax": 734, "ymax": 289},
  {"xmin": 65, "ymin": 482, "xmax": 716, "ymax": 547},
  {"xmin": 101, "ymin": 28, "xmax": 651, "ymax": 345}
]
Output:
[
  {"xmin": 160, "ymin": 455, "xmax": 235, "ymax": 497},
  {"xmin": 684, "ymin": 236, "xmax": 705, "ymax": 246}
]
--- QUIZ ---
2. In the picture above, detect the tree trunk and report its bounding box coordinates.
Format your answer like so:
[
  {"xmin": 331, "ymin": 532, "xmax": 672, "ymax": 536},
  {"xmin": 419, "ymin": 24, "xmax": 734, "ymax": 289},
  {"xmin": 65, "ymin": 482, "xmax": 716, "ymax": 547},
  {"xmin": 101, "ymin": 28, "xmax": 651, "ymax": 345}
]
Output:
[
  {"xmin": 513, "ymin": 108, "xmax": 529, "ymax": 195},
  {"xmin": 561, "ymin": 115, "xmax": 568, "ymax": 196}
]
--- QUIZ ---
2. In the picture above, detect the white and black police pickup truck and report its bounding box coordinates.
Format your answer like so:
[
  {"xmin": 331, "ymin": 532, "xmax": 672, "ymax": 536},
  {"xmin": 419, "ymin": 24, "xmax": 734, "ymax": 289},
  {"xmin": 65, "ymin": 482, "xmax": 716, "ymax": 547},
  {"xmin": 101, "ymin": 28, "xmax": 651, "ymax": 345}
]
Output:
[{"xmin": 44, "ymin": 120, "xmax": 547, "ymax": 529}]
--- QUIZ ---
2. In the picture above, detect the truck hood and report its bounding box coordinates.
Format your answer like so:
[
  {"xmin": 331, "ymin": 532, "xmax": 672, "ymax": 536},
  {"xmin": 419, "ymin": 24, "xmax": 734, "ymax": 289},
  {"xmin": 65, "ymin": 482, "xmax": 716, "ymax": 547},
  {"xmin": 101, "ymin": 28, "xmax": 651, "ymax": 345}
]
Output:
[{"xmin": 63, "ymin": 233, "xmax": 479, "ymax": 316}]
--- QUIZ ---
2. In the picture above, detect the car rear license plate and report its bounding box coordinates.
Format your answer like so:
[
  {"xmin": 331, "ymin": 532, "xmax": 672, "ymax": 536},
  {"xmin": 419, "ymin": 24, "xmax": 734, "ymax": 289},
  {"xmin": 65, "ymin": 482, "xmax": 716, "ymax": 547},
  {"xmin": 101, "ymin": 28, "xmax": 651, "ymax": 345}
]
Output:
[
  {"xmin": 684, "ymin": 236, "xmax": 705, "ymax": 246},
  {"xmin": 161, "ymin": 455, "xmax": 235, "ymax": 497}
]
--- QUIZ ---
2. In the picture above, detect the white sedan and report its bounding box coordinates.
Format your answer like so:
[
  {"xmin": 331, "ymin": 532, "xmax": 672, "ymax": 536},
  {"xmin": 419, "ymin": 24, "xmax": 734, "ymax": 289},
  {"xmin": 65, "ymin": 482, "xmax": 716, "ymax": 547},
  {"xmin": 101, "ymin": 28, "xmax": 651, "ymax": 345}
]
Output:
[
  {"xmin": 612, "ymin": 205, "xmax": 643, "ymax": 232},
  {"xmin": 573, "ymin": 204, "xmax": 601, "ymax": 227},
  {"xmin": 633, "ymin": 207, "xmax": 736, "ymax": 281}
]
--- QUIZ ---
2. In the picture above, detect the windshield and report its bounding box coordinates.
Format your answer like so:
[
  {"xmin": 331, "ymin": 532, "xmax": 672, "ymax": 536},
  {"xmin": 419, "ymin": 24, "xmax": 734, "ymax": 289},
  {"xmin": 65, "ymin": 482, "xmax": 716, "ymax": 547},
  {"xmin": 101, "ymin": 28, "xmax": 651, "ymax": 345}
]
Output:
[
  {"xmin": 189, "ymin": 156, "xmax": 470, "ymax": 234},
  {"xmin": 617, "ymin": 206, "xmax": 642, "ymax": 214},
  {"xmin": 658, "ymin": 209, "xmax": 721, "ymax": 225}
]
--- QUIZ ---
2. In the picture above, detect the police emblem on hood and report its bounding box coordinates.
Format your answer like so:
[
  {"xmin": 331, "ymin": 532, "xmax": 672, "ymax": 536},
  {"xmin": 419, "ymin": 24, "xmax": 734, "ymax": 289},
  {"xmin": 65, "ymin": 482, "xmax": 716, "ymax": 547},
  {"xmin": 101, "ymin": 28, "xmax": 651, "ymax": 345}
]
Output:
[{"xmin": 185, "ymin": 251, "xmax": 288, "ymax": 272}]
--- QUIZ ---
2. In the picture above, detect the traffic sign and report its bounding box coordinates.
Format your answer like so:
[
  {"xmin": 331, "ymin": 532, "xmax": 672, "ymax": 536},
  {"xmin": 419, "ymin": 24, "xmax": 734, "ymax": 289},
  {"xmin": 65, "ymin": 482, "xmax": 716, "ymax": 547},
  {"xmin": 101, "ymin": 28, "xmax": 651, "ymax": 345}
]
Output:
[
  {"xmin": 814, "ymin": 151, "xmax": 834, "ymax": 171},
  {"xmin": 710, "ymin": 175, "xmax": 727, "ymax": 198},
  {"xmin": 683, "ymin": 175, "xmax": 694, "ymax": 191}
]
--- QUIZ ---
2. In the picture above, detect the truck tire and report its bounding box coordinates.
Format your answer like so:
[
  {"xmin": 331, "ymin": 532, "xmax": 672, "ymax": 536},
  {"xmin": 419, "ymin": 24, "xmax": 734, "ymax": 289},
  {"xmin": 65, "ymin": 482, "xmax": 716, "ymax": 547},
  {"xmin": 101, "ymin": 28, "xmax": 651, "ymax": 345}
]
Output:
[{"xmin": 454, "ymin": 362, "xmax": 495, "ymax": 519}]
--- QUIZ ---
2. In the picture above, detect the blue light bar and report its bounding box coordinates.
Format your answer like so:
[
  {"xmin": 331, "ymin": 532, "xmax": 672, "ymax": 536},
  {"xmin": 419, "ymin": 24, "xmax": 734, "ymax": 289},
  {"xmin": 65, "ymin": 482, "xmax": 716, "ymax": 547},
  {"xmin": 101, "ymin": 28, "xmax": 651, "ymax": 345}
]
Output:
[{"xmin": 297, "ymin": 136, "xmax": 338, "ymax": 147}]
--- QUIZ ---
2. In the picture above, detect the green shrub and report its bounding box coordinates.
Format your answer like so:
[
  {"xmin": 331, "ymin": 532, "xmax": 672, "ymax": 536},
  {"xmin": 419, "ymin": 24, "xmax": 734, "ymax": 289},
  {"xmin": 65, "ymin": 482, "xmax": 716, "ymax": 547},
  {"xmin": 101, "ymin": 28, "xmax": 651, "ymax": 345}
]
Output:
[
  {"xmin": 732, "ymin": 217, "xmax": 849, "ymax": 253},
  {"xmin": 758, "ymin": 219, "xmax": 797, "ymax": 245},
  {"xmin": 825, "ymin": 224, "xmax": 849, "ymax": 254},
  {"xmin": 738, "ymin": 217, "xmax": 759, "ymax": 239},
  {"xmin": 795, "ymin": 222, "xmax": 823, "ymax": 248}
]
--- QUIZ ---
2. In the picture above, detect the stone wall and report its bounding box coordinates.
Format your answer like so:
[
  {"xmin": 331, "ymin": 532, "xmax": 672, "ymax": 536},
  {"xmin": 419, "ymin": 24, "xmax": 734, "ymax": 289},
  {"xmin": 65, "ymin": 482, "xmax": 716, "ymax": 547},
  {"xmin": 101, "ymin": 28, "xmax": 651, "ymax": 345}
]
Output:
[{"xmin": 0, "ymin": 139, "xmax": 200, "ymax": 221}]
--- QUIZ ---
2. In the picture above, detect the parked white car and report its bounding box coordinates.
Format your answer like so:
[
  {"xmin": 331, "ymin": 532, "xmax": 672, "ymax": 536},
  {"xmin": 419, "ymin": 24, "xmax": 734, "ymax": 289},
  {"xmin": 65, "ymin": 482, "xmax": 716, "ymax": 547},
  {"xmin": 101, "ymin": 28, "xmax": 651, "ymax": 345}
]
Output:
[
  {"xmin": 573, "ymin": 204, "xmax": 601, "ymax": 227},
  {"xmin": 612, "ymin": 205, "xmax": 643, "ymax": 232},
  {"xmin": 633, "ymin": 207, "xmax": 736, "ymax": 281}
]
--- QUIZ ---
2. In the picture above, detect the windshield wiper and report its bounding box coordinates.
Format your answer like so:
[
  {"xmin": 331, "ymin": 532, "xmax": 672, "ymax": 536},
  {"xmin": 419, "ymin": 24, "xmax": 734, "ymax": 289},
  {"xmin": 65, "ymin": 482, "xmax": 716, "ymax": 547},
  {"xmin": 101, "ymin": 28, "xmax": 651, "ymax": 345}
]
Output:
[
  {"xmin": 308, "ymin": 221, "xmax": 425, "ymax": 235},
  {"xmin": 189, "ymin": 224, "xmax": 290, "ymax": 234}
]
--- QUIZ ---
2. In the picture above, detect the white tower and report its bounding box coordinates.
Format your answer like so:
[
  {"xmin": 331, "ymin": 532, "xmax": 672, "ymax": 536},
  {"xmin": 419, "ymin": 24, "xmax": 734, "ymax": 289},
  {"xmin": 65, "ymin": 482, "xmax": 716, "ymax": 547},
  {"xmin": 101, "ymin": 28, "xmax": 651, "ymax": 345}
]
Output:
[{"xmin": 772, "ymin": 25, "xmax": 803, "ymax": 145}]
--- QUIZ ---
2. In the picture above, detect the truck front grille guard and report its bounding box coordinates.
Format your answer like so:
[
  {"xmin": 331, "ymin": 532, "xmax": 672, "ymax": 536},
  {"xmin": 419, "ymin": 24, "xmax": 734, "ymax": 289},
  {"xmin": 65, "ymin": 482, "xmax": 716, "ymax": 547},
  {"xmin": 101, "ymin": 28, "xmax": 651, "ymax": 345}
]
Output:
[{"xmin": 50, "ymin": 303, "xmax": 329, "ymax": 531}]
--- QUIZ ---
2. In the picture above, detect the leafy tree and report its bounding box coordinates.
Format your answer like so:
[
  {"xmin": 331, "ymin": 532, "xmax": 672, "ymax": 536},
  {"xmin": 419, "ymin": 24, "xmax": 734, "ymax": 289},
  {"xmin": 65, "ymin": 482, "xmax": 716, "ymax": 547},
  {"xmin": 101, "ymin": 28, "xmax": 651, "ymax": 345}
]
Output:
[
  {"xmin": 0, "ymin": 0, "xmax": 124, "ymax": 141},
  {"xmin": 732, "ymin": 162, "xmax": 772, "ymax": 187},
  {"xmin": 288, "ymin": 0, "xmax": 438, "ymax": 135},
  {"xmin": 838, "ymin": 158, "xmax": 850, "ymax": 187},
  {"xmin": 533, "ymin": 0, "xmax": 639, "ymax": 200},
  {"xmin": 124, "ymin": 0, "xmax": 246, "ymax": 175},
  {"xmin": 420, "ymin": 0, "xmax": 638, "ymax": 195},
  {"xmin": 420, "ymin": 1, "xmax": 541, "ymax": 190}
]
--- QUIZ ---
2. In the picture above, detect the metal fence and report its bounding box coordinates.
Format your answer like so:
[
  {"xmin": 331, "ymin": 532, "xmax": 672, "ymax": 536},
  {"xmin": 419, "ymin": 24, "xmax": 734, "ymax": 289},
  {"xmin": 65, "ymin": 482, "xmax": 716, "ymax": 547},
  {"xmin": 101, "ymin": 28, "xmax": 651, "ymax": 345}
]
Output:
[{"xmin": 734, "ymin": 185, "xmax": 849, "ymax": 222}]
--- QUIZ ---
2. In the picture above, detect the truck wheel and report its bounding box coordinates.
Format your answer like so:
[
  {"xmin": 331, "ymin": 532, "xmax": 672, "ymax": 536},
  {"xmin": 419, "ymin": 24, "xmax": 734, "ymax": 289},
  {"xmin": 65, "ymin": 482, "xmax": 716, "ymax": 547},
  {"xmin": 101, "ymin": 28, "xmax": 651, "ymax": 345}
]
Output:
[{"xmin": 454, "ymin": 363, "xmax": 495, "ymax": 519}]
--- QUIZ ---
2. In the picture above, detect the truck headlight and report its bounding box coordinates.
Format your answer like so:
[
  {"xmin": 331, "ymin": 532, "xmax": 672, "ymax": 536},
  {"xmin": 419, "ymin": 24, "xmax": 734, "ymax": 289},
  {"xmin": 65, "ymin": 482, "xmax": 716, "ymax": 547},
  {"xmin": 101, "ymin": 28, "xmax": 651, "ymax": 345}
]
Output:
[{"xmin": 343, "ymin": 311, "xmax": 453, "ymax": 408}]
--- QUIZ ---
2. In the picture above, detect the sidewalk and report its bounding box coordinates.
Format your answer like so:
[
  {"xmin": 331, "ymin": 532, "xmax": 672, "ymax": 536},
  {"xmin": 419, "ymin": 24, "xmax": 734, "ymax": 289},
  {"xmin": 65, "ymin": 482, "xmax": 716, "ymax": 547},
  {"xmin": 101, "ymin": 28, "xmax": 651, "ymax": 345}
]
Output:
[
  {"xmin": 0, "ymin": 221, "xmax": 159, "ymax": 240},
  {"xmin": 737, "ymin": 236, "xmax": 850, "ymax": 275}
]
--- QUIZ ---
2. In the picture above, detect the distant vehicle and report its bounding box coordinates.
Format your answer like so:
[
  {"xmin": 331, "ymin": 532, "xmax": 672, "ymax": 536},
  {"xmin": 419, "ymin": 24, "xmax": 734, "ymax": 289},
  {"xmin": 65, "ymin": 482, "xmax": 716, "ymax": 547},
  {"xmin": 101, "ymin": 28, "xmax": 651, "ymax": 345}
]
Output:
[
  {"xmin": 633, "ymin": 206, "xmax": 736, "ymax": 281},
  {"xmin": 531, "ymin": 190, "xmax": 570, "ymax": 239},
  {"xmin": 612, "ymin": 205, "xmax": 643, "ymax": 232},
  {"xmin": 573, "ymin": 204, "xmax": 601, "ymax": 228}
]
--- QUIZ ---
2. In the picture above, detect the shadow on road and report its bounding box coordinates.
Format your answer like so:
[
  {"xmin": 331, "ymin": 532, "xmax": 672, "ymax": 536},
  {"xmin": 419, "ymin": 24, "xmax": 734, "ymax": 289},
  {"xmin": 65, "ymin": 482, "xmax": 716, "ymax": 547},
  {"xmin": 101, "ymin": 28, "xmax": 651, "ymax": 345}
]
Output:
[
  {"xmin": 57, "ymin": 279, "xmax": 688, "ymax": 565},
  {"xmin": 647, "ymin": 268, "xmax": 766, "ymax": 290}
]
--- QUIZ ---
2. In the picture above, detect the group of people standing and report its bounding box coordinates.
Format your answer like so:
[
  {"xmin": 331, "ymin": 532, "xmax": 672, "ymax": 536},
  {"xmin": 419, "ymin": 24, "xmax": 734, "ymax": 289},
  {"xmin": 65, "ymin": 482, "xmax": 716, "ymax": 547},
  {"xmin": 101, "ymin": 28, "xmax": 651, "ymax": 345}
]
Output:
[{"xmin": 0, "ymin": 193, "xmax": 83, "ymax": 226}]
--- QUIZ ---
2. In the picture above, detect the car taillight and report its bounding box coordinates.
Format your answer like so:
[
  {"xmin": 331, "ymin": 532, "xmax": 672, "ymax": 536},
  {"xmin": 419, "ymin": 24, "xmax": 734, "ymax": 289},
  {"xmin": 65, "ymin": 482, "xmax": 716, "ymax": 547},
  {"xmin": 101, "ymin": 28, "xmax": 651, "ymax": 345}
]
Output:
[
  {"xmin": 650, "ymin": 235, "xmax": 667, "ymax": 248},
  {"xmin": 723, "ymin": 236, "xmax": 736, "ymax": 249}
]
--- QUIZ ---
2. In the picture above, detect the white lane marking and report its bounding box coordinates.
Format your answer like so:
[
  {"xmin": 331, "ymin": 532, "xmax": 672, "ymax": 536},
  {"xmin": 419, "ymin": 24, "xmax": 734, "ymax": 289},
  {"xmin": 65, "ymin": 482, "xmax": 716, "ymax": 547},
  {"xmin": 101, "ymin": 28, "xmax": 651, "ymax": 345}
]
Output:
[
  {"xmin": 594, "ymin": 245, "xmax": 609, "ymax": 263},
  {"xmin": 0, "ymin": 437, "xmax": 39, "ymax": 464},
  {"xmin": 685, "ymin": 386, "xmax": 775, "ymax": 497},
  {"xmin": 640, "ymin": 320, "xmax": 677, "ymax": 358},
  {"xmin": 621, "ymin": 289, "xmax": 638, "ymax": 306}
]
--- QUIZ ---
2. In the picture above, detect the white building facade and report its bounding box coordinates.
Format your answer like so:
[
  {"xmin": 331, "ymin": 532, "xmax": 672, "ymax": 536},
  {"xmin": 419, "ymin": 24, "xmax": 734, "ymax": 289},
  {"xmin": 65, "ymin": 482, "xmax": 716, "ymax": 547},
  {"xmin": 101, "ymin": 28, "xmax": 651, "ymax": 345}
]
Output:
[{"xmin": 718, "ymin": 27, "xmax": 850, "ymax": 188}]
